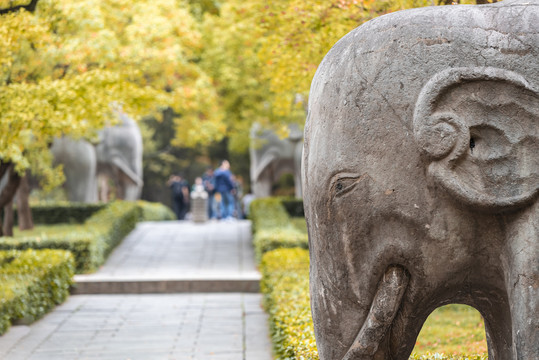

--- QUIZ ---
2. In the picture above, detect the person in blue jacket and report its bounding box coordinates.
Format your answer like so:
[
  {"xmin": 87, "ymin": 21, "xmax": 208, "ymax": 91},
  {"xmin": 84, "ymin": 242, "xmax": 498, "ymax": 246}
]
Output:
[{"xmin": 214, "ymin": 160, "xmax": 236, "ymax": 220}]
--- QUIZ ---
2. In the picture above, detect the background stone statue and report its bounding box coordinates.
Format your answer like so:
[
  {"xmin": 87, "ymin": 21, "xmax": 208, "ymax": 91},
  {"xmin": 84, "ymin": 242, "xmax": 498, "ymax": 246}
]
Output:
[
  {"xmin": 51, "ymin": 111, "xmax": 143, "ymax": 202},
  {"xmin": 250, "ymin": 123, "xmax": 303, "ymax": 198},
  {"xmin": 96, "ymin": 111, "xmax": 143, "ymax": 201},
  {"xmin": 302, "ymin": 1, "xmax": 538, "ymax": 359},
  {"xmin": 51, "ymin": 137, "xmax": 98, "ymax": 203}
]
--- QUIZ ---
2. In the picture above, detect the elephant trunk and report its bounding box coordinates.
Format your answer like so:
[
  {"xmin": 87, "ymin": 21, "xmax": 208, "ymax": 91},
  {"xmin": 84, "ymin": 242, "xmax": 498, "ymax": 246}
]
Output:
[{"xmin": 342, "ymin": 265, "xmax": 409, "ymax": 360}]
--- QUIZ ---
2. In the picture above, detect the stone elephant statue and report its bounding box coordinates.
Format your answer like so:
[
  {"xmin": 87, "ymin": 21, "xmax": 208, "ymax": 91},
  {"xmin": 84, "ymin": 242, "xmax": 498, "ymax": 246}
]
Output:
[
  {"xmin": 250, "ymin": 123, "xmax": 303, "ymax": 198},
  {"xmin": 50, "ymin": 137, "xmax": 98, "ymax": 203},
  {"xmin": 303, "ymin": 1, "xmax": 538, "ymax": 359},
  {"xmin": 96, "ymin": 111, "xmax": 143, "ymax": 201},
  {"xmin": 51, "ymin": 111, "xmax": 143, "ymax": 202}
]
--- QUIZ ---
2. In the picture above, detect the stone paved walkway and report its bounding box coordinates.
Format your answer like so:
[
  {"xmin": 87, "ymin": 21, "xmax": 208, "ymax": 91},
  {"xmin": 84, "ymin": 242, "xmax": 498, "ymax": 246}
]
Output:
[{"xmin": 0, "ymin": 221, "xmax": 273, "ymax": 360}]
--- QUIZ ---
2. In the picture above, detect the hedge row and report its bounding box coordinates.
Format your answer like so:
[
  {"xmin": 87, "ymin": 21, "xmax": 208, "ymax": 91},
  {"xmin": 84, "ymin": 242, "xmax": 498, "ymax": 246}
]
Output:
[
  {"xmin": 15, "ymin": 203, "xmax": 106, "ymax": 225},
  {"xmin": 260, "ymin": 248, "xmax": 318, "ymax": 359},
  {"xmin": 0, "ymin": 201, "xmax": 174, "ymax": 273},
  {"xmin": 136, "ymin": 200, "xmax": 176, "ymax": 222},
  {"xmin": 280, "ymin": 197, "xmax": 304, "ymax": 218},
  {"xmin": 249, "ymin": 198, "xmax": 308, "ymax": 262},
  {"xmin": 0, "ymin": 249, "xmax": 74, "ymax": 335}
]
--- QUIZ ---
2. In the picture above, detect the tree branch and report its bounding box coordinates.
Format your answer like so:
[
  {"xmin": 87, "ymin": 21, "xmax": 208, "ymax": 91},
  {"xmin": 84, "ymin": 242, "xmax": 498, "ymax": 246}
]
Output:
[
  {"xmin": 0, "ymin": 0, "xmax": 40, "ymax": 15},
  {"xmin": 0, "ymin": 164, "xmax": 21, "ymax": 209},
  {"xmin": 0, "ymin": 162, "xmax": 10, "ymax": 179}
]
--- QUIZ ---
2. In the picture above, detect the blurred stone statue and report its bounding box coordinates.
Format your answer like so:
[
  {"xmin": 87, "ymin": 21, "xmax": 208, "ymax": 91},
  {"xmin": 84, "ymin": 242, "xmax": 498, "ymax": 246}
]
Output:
[
  {"xmin": 51, "ymin": 110, "xmax": 143, "ymax": 202},
  {"xmin": 250, "ymin": 123, "xmax": 303, "ymax": 198}
]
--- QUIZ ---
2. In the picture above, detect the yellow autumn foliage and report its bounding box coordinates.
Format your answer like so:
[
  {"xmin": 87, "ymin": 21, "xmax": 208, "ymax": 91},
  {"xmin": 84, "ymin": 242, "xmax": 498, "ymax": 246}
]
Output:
[{"xmin": 0, "ymin": 0, "xmax": 224, "ymax": 188}]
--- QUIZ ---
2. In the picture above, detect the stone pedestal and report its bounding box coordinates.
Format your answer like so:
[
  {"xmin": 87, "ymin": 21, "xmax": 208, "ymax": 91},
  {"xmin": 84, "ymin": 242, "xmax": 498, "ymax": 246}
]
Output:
[{"xmin": 191, "ymin": 188, "xmax": 208, "ymax": 223}]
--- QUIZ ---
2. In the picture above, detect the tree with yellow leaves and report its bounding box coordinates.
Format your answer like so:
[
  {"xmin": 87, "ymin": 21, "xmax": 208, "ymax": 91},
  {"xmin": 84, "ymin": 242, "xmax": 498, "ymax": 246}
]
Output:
[
  {"xmin": 201, "ymin": 0, "xmax": 499, "ymax": 149},
  {"xmin": 0, "ymin": 0, "xmax": 224, "ymax": 234}
]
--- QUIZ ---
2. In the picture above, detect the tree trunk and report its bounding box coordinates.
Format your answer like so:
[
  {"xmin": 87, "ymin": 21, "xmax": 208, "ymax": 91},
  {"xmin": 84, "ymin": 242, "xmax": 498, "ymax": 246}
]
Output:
[
  {"xmin": 0, "ymin": 162, "xmax": 22, "ymax": 237},
  {"xmin": 2, "ymin": 201, "xmax": 14, "ymax": 237},
  {"xmin": 17, "ymin": 173, "xmax": 34, "ymax": 231}
]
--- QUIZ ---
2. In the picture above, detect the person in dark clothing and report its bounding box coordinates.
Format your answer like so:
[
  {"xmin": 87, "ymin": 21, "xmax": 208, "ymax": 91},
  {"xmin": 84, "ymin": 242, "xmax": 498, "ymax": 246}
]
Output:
[
  {"xmin": 202, "ymin": 167, "xmax": 216, "ymax": 219},
  {"xmin": 167, "ymin": 174, "xmax": 189, "ymax": 220},
  {"xmin": 213, "ymin": 160, "xmax": 236, "ymax": 220}
]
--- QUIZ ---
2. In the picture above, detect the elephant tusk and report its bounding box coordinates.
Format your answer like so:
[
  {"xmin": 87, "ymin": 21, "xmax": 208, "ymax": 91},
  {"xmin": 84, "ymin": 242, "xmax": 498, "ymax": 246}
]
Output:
[{"xmin": 342, "ymin": 265, "xmax": 409, "ymax": 360}]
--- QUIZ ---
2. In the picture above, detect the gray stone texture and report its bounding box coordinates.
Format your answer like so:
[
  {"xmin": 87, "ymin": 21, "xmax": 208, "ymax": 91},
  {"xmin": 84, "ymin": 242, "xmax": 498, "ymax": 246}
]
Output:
[
  {"xmin": 303, "ymin": 1, "xmax": 538, "ymax": 359},
  {"xmin": 250, "ymin": 123, "xmax": 303, "ymax": 198},
  {"xmin": 51, "ymin": 110, "xmax": 143, "ymax": 202},
  {"xmin": 96, "ymin": 110, "xmax": 144, "ymax": 201}
]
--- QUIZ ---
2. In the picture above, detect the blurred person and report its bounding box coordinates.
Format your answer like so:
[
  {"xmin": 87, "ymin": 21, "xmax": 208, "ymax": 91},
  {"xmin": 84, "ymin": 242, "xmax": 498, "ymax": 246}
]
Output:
[
  {"xmin": 214, "ymin": 160, "xmax": 235, "ymax": 220},
  {"xmin": 167, "ymin": 174, "xmax": 189, "ymax": 220},
  {"xmin": 202, "ymin": 167, "xmax": 216, "ymax": 219}
]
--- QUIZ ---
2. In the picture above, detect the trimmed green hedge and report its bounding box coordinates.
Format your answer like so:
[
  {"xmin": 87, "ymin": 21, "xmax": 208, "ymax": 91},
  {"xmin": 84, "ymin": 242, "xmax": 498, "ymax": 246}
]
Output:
[
  {"xmin": 260, "ymin": 248, "xmax": 317, "ymax": 359},
  {"xmin": 136, "ymin": 200, "xmax": 175, "ymax": 221},
  {"xmin": 0, "ymin": 201, "xmax": 173, "ymax": 273},
  {"xmin": 280, "ymin": 197, "xmax": 304, "ymax": 217},
  {"xmin": 15, "ymin": 203, "xmax": 106, "ymax": 225},
  {"xmin": 249, "ymin": 198, "xmax": 308, "ymax": 262},
  {"xmin": 250, "ymin": 198, "xmax": 291, "ymax": 231},
  {"xmin": 0, "ymin": 249, "xmax": 74, "ymax": 335}
]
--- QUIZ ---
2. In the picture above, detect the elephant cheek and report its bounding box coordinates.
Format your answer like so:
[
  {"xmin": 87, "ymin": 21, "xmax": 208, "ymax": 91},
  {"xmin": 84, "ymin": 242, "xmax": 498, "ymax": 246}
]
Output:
[
  {"xmin": 310, "ymin": 274, "xmax": 367, "ymax": 360},
  {"xmin": 310, "ymin": 184, "xmax": 379, "ymax": 358}
]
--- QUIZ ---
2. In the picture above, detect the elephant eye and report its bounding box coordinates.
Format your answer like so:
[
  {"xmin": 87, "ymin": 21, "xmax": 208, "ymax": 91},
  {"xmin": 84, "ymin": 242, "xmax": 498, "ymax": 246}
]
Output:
[{"xmin": 330, "ymin": 173, "xmax": 361, "ymax": 197}]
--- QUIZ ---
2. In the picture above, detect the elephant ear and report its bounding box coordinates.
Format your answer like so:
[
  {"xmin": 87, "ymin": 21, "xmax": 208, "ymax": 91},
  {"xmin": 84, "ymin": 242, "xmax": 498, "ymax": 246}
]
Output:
[{"xmin": 413, "ymin": 67, "xmax": 539, "ymax": 212}]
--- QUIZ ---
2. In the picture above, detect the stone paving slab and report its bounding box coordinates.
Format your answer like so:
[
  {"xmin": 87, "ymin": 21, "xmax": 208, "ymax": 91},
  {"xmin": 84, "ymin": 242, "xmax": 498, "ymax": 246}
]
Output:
[
  {"xmin": 0, "ymin": 293, "xmax": 272, "ymax": 360},
  {"xmin": 74, "ymin": 221, "xmax": 260, "ymax": 294},
  {"xmin": 72, "ymin": 279, "xmax": 260, "ymax": 295}
]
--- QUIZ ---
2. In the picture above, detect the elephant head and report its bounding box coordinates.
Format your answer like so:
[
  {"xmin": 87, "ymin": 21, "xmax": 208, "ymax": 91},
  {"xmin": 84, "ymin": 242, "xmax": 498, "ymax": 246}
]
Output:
[
  {"xmin": 250, "ymin": 123, "xmax": 303, "ymax": 198},
  {"xmin": 52, "ymin": 111, "xmax": 143, "ymax": 203},
  {"xmin": 96, "ymin": 111, "xmax": 143, "ymax": 201},
  {"xmin": 303, "ymin": 1, "xmax": 538, "ymax": 359}
]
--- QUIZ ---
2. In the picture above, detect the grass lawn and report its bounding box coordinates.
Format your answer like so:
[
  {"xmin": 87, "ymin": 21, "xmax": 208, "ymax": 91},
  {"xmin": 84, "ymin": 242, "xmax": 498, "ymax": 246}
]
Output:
[
  {"xmin": 412, "ymin": 304, "xmax": 487, "ymax": 357},
  {"xmin": 11, "ymin": 224, "xmax": 85, "ymax": 239}
]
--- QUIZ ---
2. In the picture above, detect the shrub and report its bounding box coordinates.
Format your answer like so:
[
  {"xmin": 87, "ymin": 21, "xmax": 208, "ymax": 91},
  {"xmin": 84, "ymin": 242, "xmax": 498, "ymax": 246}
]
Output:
[
  {"xmin": 0, "ymin": 249, "xmax": 74, "ymax": 335},
  {"xmin": 260, "ymin": 248, "xmax": 318, "ymax": 359},
  {"xmin": 15, "ymin": 202, "xmax": 106, "ymax": 224},
  {"xmin": 250, "ymin": 198, "xmax": 291, "ymax": 231},
  {"xmin": 280, "ymin": 197, "xmax": 304, "ymax": 217},
  {"xmin": 0, "ymin": 200, "xmax": 173, "ymax": 273},
  {"xmin": 136, "ymin": 200, "xmax": 175, "ymax": 221},
  {"xmin": 254, "ymin": 228, "xmax": 308, "ymax": 263},
  {"xmin": 0, "ymin": 229, "xmax": 104, "ymax": 274},
  {"xmin": 250, "ymin": 198, "xmax": 308, "ymax": 262}
]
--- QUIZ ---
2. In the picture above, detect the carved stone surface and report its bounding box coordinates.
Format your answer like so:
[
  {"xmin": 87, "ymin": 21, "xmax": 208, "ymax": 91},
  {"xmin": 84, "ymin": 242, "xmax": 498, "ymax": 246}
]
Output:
[
  {"xmin": 96, "ymin": 111, "xmax": 144, "ymax": 201},
  {"xmin": 51, "ymin": 137, "xmax": 98, "ymax": 203},
  {"xmin": 250, "ymin": 123, "xmax": 303, "ymax": 198},
  {"xmin": 302, "ymin": 1, "xmax": 538, "ymax": 359},
  {"xmin": 52, "ymin": 111, "xmax": 143, "ymax": 202}
]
